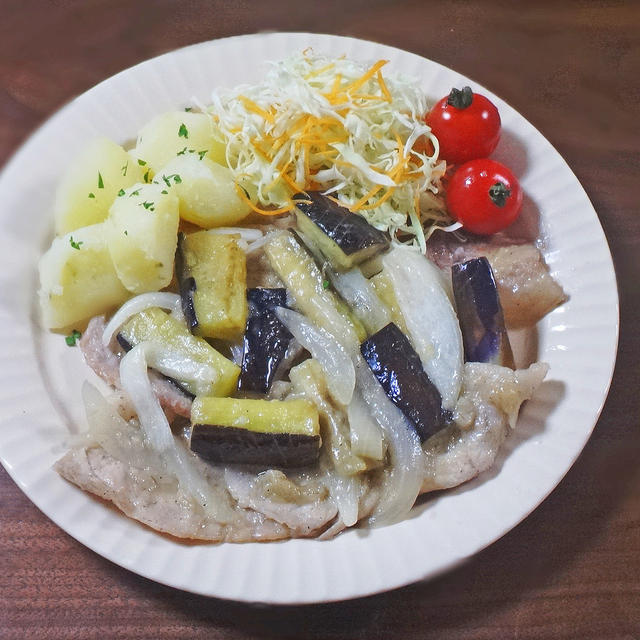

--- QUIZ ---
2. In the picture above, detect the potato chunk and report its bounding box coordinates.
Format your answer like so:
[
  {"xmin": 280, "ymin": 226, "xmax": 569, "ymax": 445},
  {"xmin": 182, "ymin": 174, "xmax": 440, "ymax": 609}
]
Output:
[
  {"xmin": 54, "ymin": 138, "xmax": 145, "ymax": 235},
  {"xmin": 133, "ymin": 111, "xmax": 226, "ymax": 174},
  {"xmin": 155, "ymin": 155, "xmax": 251, "ymax": 228},
  {"xmin": 38, "ymin": 223, "xmax": 130, "ymax": 329},
  {"xmin": 106, "ymin": 183, "xmax": 179, "ymax": 294}
]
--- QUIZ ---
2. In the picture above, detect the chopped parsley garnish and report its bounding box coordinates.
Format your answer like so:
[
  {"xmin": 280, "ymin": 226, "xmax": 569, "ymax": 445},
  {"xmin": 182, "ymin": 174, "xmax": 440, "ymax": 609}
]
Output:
[
  {"xmin": 65, "ymin": 329, "xmax": 82, "ymax": 347},
  {"xmin": 198, "ymin": 149, "xmax": 208, "ymax": 160},
  {"xmin": 322, "ymin": 279, "xmax": 330, "ymax": 289},
  {"xmin": 129, "ymin": 188, "xmax": 141, "ymax": 197},
  {"xmin": 178, "ymin": 123, "xmax": 189, "ymax": 138},
  {"xmin": 88, "ymin": 192, "xmax": 95, "ymax": 199},
  {"xmin": 184, "ymin": 107, "xmax": 192, "ymax": 112},
  {"xmin": 117, "ymin": 188, "xmax": 126, "ymax": 197},
  {"xmin": 143, "ymin": 169, "xmax": 151, "ymax": 183},
  {"xmin": 97, "ymin": 172, "xmax": 104, "ymax": 189},
  {"xmin": 124, "ymin": 230, "xmax": 128, "ymax": 236},
  {"xmin": 161, "ymin": 173, "xmax": 182, "ymax": 187},
  {"xmin": 177, "ymin": 146, "xmax": 188, "ymax": 156},
  {"xmin": 161, "ymin": 189, "xmax": 168, "ymax": 195},
  {"xmin": 69, "ymin": 236, "xmax": 83, "ymax": 250},
  {"xmin": 121, "ymin": 161, "xmax": 128, "ymax": 177},
  {"xmin": 137, "ymin": 158, "xmax": 147, "ymax": 166},
  {"xmin": 141, "ymin": 201, "xmax": 155, "ymax": 211}
]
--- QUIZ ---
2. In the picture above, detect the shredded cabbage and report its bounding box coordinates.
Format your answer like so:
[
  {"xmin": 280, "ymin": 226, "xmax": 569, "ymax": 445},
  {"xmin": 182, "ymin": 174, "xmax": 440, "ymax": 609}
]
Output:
[{"xmin": 209, "ymin": 52, "xmax": 450, "ymax": 250}]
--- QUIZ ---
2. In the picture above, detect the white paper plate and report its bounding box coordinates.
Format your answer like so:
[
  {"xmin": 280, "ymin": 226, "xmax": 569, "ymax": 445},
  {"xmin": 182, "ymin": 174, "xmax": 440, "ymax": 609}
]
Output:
[{"xmin": 0, "ymin": 32, "xmax": 618, "ymax": 604}]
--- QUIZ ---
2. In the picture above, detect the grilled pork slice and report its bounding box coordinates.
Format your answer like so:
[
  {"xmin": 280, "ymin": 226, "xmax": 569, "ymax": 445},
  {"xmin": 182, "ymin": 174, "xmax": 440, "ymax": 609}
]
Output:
[
  {"xmin": 421, "ymin": 362, "xmax": 548, "ymax": 493},
  {"xmin": 427, "ymin": 236, "xmax": 567, "ymax": 328}
]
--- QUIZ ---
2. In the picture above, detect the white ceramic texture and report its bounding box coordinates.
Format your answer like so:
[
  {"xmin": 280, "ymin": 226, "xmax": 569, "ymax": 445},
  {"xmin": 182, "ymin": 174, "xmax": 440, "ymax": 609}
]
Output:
[{"xmin": 0, "ymin": 32, "xmax": 618, "ymax": 604}]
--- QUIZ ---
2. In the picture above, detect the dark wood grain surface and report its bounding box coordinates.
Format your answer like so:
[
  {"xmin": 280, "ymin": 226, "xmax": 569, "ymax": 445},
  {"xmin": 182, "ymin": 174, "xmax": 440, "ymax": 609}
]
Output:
[{"xmin": 1, "ymin": 1, "xmax": 638, "ymax": 638}]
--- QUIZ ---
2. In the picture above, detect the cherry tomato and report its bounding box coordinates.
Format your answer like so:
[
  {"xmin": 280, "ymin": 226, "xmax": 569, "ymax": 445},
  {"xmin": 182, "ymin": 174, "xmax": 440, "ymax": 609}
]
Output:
[
  {"xmin": 426, "ymin": 86, "xmax": 501, "ymax": 164},
  {"xmin": 445, "ymin": 159, "xmax": 523, "ymax": 235}
]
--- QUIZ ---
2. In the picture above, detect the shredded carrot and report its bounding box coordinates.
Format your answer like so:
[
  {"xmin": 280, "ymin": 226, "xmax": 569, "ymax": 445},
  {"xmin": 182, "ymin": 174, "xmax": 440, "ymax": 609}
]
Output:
[
  {"xmin": 281, "ymin": 171, "xmax": 305, "ymax": 193},
  {"xmin": 235, "ymin": 184, "xmax": 294, "ymax": 216},
  {"xmin": 358, "ymin": 186, "xmax": 396, "ymax": 211},
  {"xmin": 305, "ymin": 61, "xmax": 335, "ymax": 80},
  {"xmin": 377, "ymin": 70, "xmax": 392, "ymax": 102},
  {"xmin": 238, "ymin": 96, "xmax": 275, "ymax": 124},
  {"xmin": 344, "ymin": 60, "xmax": 388, "ymax": 94},
  {"xmin": 351, "ymin": 184, "xmax": 383, "ymax": 211}
]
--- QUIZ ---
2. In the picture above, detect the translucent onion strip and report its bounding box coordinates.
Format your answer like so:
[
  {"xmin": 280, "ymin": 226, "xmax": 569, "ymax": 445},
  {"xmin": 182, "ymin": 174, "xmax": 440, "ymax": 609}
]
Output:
[
  {"xmin": 329, "ymin": 268, "xmax": 391, "ymax": 335},
  {"xmin": 102, "ymin": 292, "xmax": 181, "ymax": 346},
  {"xmin": 322, "ymin": 468, "xmax": 361, "ymax": 528},
  {"xmin": 143, "ymin": 342, "xmax": 219, "ymax": 397},
  {"xmin": 206, "ymin": 227, "xmax": 264, "ymax": 242},
  {"xmin": 355, "ymin": 356, "xmax": 424, "ymax": 526},
  {"xmin": 119, "ymin": 343, "xmax": 232, "ymax": 521},
  {"xmin": 382, "ymin": 247, "xmax": 463, "ymax": 409},
  {"xmin": 347, "ymin": 388, "xmax": 384, "ymax": 460},
  {"xmin": 275, "ymin": 307, "xmax": 355, "ymax": 405}
]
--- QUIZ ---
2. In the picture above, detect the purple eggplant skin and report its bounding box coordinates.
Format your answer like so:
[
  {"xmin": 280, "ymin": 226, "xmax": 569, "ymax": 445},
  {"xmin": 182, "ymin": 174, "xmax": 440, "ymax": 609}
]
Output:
[
  {"xmin": 292, "ymin": 191, "xmax": 390, "ymax": 267},
  {"xmin": 238, "ymin": 288, "xmax": 293, "ymax": 394},
  {"xmin": 175, "ymin": 232, "xmax": 198, "ymax": 334},
  {"xmin": 361, "ymin": 323, "xmax": 446, "ymax": 442},
  {"xmin": 452, "ymin": 257, "xmax": 515, "ymax": 369},
  {"xmin": 190, "ymin": 425, "xmax": 319, "ymax": 467}
]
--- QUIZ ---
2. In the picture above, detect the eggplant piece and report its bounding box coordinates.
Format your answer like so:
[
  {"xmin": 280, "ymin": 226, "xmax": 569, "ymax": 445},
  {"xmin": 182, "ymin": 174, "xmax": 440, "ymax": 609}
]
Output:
[
  {"xmin": 117, "ymin": 307, "xmax": 240, "ymax": 397},
  {"xmin": 238, "ymin": 288, "xmax": 293, "ymax": 394},
  {"xmin": 452, "ymin": 257, "xmax": 515, "ymax": 368},
  {"xmin": 264, "ymin": 231, "xmax": 364, "ymax": 345},
  {"xmin": 293, "ymin": 191, "xmax": 389, "ymax": 271},
  {"xmin": 190, "ymin": 397, "xmax": 320, "ymax": 467},
  {"xmin": 361, "ymin": 323, "xmax": 445, "ymax": 442},
  {"xmin": 176, "ymin": 231, "xmax": 247, "ymax": 340}
]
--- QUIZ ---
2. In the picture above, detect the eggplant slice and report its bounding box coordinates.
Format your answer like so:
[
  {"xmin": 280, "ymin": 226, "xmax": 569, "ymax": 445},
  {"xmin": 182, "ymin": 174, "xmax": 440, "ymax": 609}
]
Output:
[
  {"xmin": 293, "ymin": 191, "xmax": 389, "ymax": 271},
  {"xmin": 239, "ymin": 288, "xmax": 293, "ymax": 394},
  {"xmin": 117, "ymin": 307, "xmax": 240, "ymax": 398},
  {"xmin": 190, "ymin": 397, "xmax": 320, "ymax": 467},
  {"xmin": 176, "ymin": 231, "xmax": 247, "ymax": 340},
  {"xmin": 452, "ymin": 257, "xmax": 515, "ymax": 368},
  {"xmin": 361, "ymin": 323, "xmax": 446, "ymax": 442}
]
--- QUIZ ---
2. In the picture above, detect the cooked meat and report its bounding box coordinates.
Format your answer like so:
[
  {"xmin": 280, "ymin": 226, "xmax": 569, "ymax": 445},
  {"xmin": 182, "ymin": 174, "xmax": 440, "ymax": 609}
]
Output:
[
  {"xmin": 421, "ymin": 362, "xmax": 548, "ymax": 492},
  {"xmin": 55, "ymin": 447, "xmax": 293, "ymax": 542},
  {"xmin": 427, "ymin": 236, "xmax": 566, "ymax": 328},
  {"xmin": 79, "ymin": 316, "xmax": 192, "ymax": 420}
]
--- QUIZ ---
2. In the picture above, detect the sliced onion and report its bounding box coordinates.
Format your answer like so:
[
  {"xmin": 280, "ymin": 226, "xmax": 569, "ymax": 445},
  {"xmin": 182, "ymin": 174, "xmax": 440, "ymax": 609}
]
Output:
[
  {"xmin": 323, "ymin": 468, "xmax": 361, "ymax": 527},
  {"xmin": 382, "ymin": 246, "xmax": 463, "ymax": 409},
  {"xmin": 206, "ymin": 227, "xmax": 264, "ymax": 242},
  {"xmin": 102, "ymin": 292, "xmax": 181, "ymax": 346},
  {"xmin": 329, "ymin": 268, "xmax": 391, "ymax": 335},
  {"xmin": 81, "ymin": 382, "xmax": 166, "ymax": 474},
  {"xmin": 355, "ymin": 356, "xmax": 424, "ymax": 526},
  {"xmin": 275, "ymin": 307, "xmax": 355, "ymax": 406},
  {"xmin": 143, "ymin": 342, "xmax": 219, "ymax": 397},
  {"xmin": 347, "ymin": 389, "xmax": 384, "ymax": 460},
  {"xmin": 119, "ymin": 343, "xmax": 232, "ymax": 521}
]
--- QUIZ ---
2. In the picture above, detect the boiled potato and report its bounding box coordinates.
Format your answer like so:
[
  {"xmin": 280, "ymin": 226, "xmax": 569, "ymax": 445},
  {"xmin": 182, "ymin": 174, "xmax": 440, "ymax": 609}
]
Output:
[
  {"xmin": 38, "ymin": 223, "xmax": 130, "ymax": 329},
  {"xmin": 133, "ymin": 111, "xmax": 227, "ymax": 174},
  {"xmin": 106, "ymin": 183, "xmax": 179, "ymax": 294},
  {"xmin": 155, "ymin": 155, "xmax": 251, "ymax": 228},
  {"xmin": 54, "ymin": 138, "xmax": 145, "ymax": 235}
]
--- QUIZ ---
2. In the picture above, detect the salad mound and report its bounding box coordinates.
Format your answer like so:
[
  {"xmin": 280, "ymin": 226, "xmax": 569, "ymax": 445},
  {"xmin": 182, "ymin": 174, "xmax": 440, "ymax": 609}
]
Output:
[{"xmin": 39, "ymin": 52, "xmax": 565, "ymax": 541}]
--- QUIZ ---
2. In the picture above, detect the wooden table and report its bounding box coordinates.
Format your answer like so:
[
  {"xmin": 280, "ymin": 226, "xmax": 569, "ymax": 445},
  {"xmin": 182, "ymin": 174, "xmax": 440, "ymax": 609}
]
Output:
[{"xmin": 1, "ymin": 2, "xmax": 638, "ymax": 638}]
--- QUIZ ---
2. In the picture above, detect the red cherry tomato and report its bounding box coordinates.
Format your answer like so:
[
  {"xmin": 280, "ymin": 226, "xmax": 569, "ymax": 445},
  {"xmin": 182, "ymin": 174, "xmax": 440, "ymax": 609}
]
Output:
[
  {"xmin": 445, "ymin": 159, "xmax": 523, "ymax": 235},
  {"xmin": 426, "ymin": 86, "xmax": 501, "ymax": 164}
]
